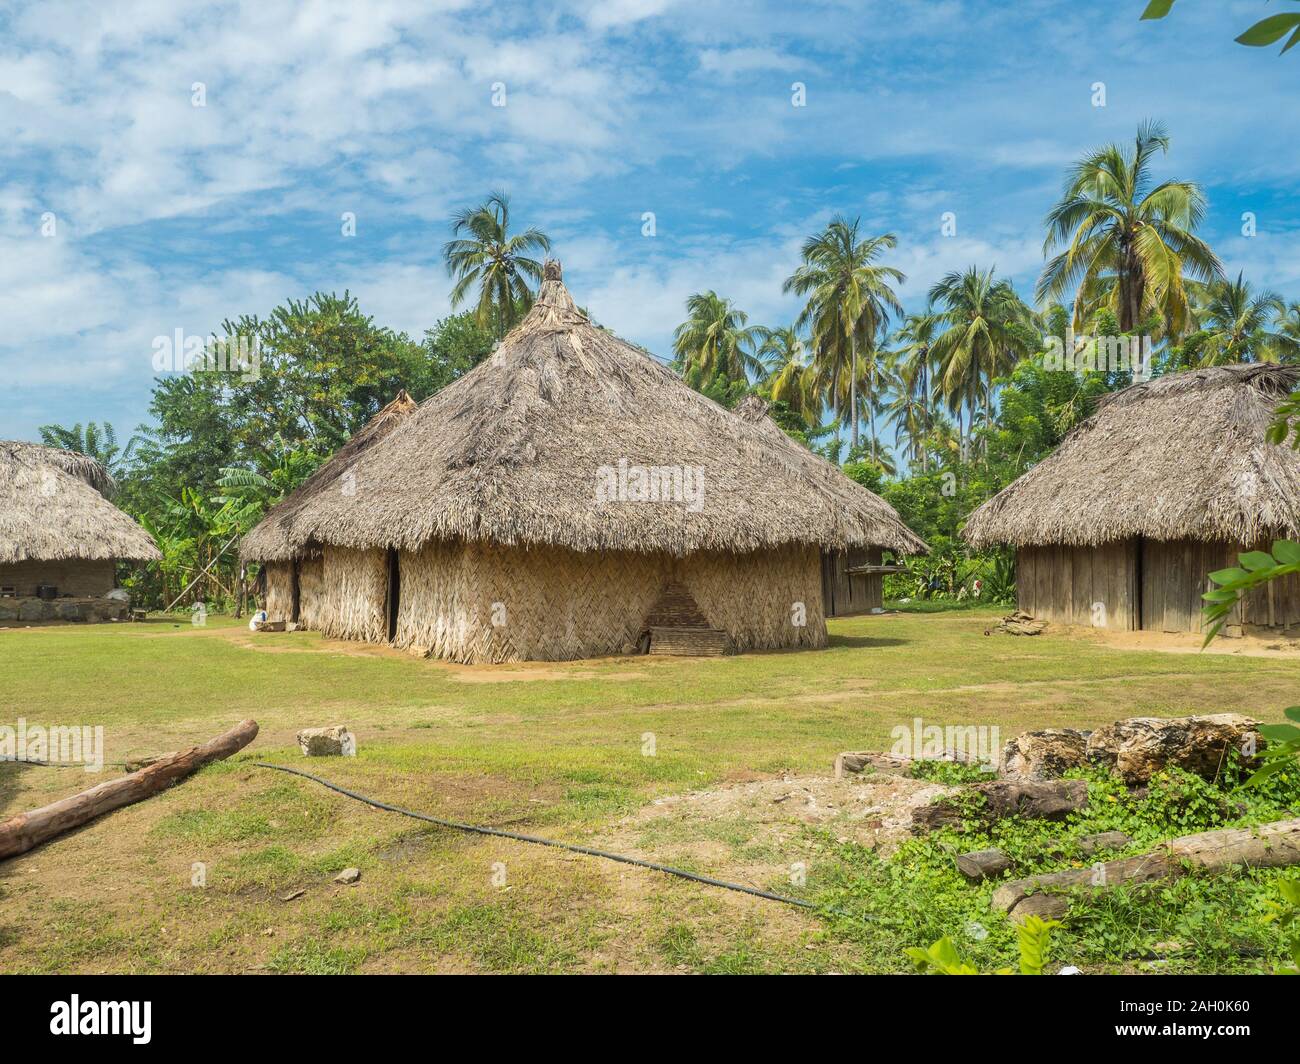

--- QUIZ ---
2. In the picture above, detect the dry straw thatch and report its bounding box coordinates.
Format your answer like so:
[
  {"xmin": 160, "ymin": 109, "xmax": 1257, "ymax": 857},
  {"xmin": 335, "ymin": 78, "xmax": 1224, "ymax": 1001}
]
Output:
[
  {"xmin": 0, "ymin": 442, "xmax": 160, "ymax": 565},
  {"xmin": 240, "ymin": 391, "xmax": 417, "ymax": 562},
  {"xmin": 242, "ymin": 262, "xmax": 926, "ymax": 563},
  {"xmin": 963, "ymin": 364, "xmax": 1300, "ymax": 549}
]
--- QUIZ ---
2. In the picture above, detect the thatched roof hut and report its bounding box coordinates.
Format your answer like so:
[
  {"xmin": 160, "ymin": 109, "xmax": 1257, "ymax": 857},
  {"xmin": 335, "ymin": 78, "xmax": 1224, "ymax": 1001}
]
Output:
[
  {"xmin": 963, "ymin": 364, "xmax": 1300, "ymax": 633},
  {"xmin": 732, "ymin": 395, "xmax": 919, "ymax": 616},
  {"xmin": 0, "ymin": 442, "xmax": 160, "ymax": 608},
  {"xmin": 242, "ymin": 261, "xmax": 925, "ymax": 661}
]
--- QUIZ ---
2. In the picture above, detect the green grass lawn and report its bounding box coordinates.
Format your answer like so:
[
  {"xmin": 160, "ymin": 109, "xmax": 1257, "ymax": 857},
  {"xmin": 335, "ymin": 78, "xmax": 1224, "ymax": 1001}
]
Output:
[{"xmin": 2, "ymin": 607, "xmax": 1299, "ymax": 974}]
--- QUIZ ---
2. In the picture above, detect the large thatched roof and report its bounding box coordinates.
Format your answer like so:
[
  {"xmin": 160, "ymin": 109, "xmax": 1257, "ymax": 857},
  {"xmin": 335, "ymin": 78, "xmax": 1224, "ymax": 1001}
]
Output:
[
  {"xmin": 239, "ymin": 390, "xmax": 418, "ymax": 561},
  {"xmin": 242, "ymin": 262, "xmax": 927, "ymax": 562},
  {"xmin": 0, "ymin": 442, "xmax": 161, "ymax": 564},
  {"xmin": 963, "ymin": 364, "xmax": 1300, "ymax": 549}
]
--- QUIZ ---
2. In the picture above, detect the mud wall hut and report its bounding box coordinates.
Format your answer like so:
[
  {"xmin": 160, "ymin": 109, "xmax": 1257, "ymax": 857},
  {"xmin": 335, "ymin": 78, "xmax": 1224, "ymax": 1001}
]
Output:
[
  {"xmin": 962, "ymin": 365, "xmax": 1300, "ymax": 634},
  {"xmin": 0, "ymin": 442, "xmax": 160, "ymax": 620},
  {"xmin": 241, "ymin": 262, "xmax": 926, "ymax": 662}
]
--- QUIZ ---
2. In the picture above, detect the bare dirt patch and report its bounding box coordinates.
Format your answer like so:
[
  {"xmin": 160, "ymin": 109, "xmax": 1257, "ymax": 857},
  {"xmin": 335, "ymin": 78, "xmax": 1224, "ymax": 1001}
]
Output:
[
  {"xmin": 1071, "ymin": 625, "xmax": 1300, "ymax": 659},
  {"xmin": 592, "ymin": 771, "xmax": 953, "ymax": 900}
]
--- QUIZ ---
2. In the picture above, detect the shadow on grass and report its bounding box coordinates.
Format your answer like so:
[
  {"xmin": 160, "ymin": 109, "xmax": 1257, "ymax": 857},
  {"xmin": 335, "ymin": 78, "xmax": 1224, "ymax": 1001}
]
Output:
[{"xmin": 826, "ymin": 635, "xmax": 909, "ymax": 649}]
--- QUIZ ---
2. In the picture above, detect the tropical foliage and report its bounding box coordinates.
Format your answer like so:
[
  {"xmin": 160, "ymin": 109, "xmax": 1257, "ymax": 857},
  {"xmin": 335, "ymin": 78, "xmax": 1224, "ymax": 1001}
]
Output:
[{"xmin": 47, "ymin": 117, "xmax": 1300, "ymax": 615}]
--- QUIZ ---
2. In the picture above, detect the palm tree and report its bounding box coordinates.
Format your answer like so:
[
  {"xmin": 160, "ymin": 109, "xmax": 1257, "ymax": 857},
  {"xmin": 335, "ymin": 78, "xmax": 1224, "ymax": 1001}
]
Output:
[
  {"xmin": 1194, "ymin": 272, "xmax": 1286, "ymax": 365},
  {"xmin": 929, "ymin": 267, "xmax": 1034, "ymax": 457},
  {"xmin": 784, "ymin": 218, "xmax": 905, "ymax": 452},
  {"xmin": 672, "ymin": 292, "xmax": 764, "ymax": 387},
  {"xmin": 443, "ymin": 191, "xmax": 551, "ymax": 339},
  {"xmin": 883, "ymin": 350, "xmax": 929, "ymax": 473},
  {"xmin": 893, "ymin": 312, "xmax": 942, "ymax": 471},
  {"xmin": 1038, "ymin": 121, "xmax": 1222, "ymax": 336},
  {"xmin": 756, "ymin": 326, "xmax": 818, "ymax": 424},
  {"xmin": 37, "ymin": 421, "xmax": 139, "ymax": 477},
  {"xmin": 1267, "ymin": 301, "xmax": 1300, "ymax": 363}
]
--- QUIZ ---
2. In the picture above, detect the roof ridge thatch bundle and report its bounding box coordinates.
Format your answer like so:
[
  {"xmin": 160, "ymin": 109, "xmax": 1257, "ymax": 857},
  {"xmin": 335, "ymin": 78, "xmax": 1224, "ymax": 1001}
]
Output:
[
  {"xmin": 239, "ymin": 390, "xmax": 418, "ymax": 561},
  {"xmin": 0, "ymin": 442, "xmax": 161, "ymax": 564},
  {"xmin": 963, "ymin": 364, "xmax": 1300, "ymax": 549},
  {"xmin": 242, "ymin": 261, "xmax": 926, "ymax": 563}
]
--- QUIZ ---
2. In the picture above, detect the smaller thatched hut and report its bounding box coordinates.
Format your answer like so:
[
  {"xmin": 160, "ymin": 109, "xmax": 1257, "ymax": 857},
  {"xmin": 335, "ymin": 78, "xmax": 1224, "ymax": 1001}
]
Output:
[
  {"xmin": 239, "ymin": 391, "xmax": 417, "ymax": 629},
  {"xmin": 732, "ymin": 396, "xmax": 912, "ymax": 616},
  {"xmin": 963, "ymin": 365, "xmax": 1300, "ymax": 634},
  {"xmin": 0, "ymin": 442, "xmax": 160, "ymax": 621}
]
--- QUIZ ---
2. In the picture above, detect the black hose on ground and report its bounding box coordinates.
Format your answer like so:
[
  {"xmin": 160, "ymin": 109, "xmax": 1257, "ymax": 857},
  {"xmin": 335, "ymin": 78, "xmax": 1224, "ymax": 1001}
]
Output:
[{"xmin": 252, "ymin": 761, "xmax": 865, "ymax": 921}]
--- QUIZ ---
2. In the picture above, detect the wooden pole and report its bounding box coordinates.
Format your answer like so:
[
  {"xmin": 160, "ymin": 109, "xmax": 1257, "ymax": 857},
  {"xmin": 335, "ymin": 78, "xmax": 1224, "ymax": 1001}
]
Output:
[{"xmin": 0, "ymin": 720, "xmax": 258, "ymax": 861}]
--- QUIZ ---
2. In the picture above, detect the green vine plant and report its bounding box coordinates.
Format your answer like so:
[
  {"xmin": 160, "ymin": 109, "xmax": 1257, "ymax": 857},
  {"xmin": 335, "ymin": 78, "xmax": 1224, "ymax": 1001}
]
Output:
[{"xmin": 906, "ymin": 916, "xmax": 1060, "ymax": 975}]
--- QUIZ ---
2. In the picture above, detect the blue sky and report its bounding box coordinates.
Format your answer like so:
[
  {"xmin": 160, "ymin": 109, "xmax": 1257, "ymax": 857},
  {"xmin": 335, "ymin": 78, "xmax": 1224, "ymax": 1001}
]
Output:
[{"xmin": 1, "ymin": 0, "xmax": 1297, "ymax": 443}]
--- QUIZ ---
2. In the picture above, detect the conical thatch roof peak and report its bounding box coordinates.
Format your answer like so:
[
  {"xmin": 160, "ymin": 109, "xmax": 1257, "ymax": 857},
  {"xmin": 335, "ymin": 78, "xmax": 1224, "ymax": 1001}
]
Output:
[
  {"xmin": 242, "ymin": 269, "xmax": 927, "ymax": 561},
  {"xmin": 963, "ymin": 364, "xmax": 1300, "ymax": 549},
  {"xmin": 0, "ymin": 441, "xmax": 160, "ymax": 564}
]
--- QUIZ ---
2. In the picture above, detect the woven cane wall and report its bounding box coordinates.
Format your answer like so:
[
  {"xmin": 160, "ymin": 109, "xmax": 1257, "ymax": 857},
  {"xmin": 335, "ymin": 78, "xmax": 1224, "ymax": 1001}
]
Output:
[
  {"xmin": 264, "ymin": 562, "xmax": 294, "ymax": 621},
  {"xmin": 680, "ymin": 544, "xmax": 827, "ymax": 651},
  {"xmin": 394, "ymin": 540, "xmax": 826, "ymax": 663},
  {"xmin": 317, "ymin": 545, "xmax": 388, "ymax": 642},
  {"xmin": 395, "ymin": 540, "xmax": 663, "ymax": 663},
  {"xmin": 296, "ymin": 555, "xmax": 326, "ymax": 631}
]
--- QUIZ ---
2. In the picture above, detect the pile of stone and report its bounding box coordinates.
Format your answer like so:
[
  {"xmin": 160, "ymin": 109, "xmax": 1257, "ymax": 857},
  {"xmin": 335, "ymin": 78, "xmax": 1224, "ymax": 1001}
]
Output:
[{"xmin": 1000, "ymin": 713, "xmax": 1262, "ymax": 785}]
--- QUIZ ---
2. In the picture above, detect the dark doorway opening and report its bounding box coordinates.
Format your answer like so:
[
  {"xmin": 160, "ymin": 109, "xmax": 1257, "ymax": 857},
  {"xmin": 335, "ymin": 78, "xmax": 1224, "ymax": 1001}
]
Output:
[
  {"xmin": 386, "ymin": 548, "xmax": 400, "ymax": 642},
  {"xmin": 290, "ymin": 561, "xmax": 301, "ymax": 624}
]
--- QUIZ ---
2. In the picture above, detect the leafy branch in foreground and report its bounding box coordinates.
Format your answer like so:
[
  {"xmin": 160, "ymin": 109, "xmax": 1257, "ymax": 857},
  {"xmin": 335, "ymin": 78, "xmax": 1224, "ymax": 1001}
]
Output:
[
  {"xmin": 906, "ymin": 915, "xmax": 1060, "ymax": 975},
  {"xmin": 1202, "ymin": 540, "xmax": 1300, "ymax": 642},
  {"xmin": 1142, "ymin": 0, "xmax": 1300, "ymax": 55}
]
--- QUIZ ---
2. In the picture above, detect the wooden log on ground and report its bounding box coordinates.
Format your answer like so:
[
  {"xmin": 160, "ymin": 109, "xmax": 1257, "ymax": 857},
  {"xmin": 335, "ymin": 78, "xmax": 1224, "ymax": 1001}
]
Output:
[
  {"xmin": 0, "ymin": 719, "xmax": 258, "ymax": 861},
  {"xmin": 912, "ymin": 779, "xmax": 1088, "ymax": 832},
  {"xmin": 991, "ymin": 817, "xmax": 1300, "ymax": 921},
  {"xmin": 955, "ymin": 848, "xmax": 1012, "ymax": 881}
]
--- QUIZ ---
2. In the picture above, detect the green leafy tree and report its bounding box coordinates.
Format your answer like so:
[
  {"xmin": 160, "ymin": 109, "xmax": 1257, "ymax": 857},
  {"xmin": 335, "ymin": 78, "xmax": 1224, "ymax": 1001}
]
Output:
[
  {"xmin": 784, "ymin": 218, "xmax": 904, "ymax": 454},
  {"xmin": 929, "ymin": 266, "xmax": 1035, "ymax": 456},
  {"xmin": 443, "ymin": 191, "xmax": 551, "ymax": 338},
  {"xmin": 672, "ymin": 291, "xmax": 764, "ymax": 388},
  {"xmin": 1194, "ymin": 272, "xmax": 1286, "ymax": 365},
  {"xmin": 36, "ymin": 421, "xmax": 141, "ymax": 478},
  {"xmin": 1038, "ymin": 121, "xmax": 1222, "ymax": 336},
  {"xmin": 756, "ymin": 326, "xmax": 819, "ymax": 425}
]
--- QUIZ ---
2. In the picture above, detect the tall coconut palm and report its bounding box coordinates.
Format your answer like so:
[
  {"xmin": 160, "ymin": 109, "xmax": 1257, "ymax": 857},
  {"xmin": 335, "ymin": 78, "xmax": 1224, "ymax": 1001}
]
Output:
[
  {"xmin": 929, "ymin": 267, "xmax": 1034, "ymax": 457},
  {"xmin": 883, "ymin": 350, "xmax": 930, "ymax": 474},
  {"xmin": 1038, "ymin": 121, "xmax": 1222, "ymax": 336},
  {"xmin": 783, "ymin": 218, "xmax": 905, "ymax": 452},
  {"xmin": 672, "ymin": 291, "xmax": 763, "ymax": 387},
  {"xmin": 756, "ymin": 326, "xmax": 818, "ymax": 424},
  {"xmin": 443, "ymin": 191, "xmax": 552, "ymax": 339},
  {"xmin": 893, "ymin": 311, "xmax": 942, "ymax": 470},
  {"xmin": 1194, "ymin": 272, "xmax": 1286, "ymax": 365}
]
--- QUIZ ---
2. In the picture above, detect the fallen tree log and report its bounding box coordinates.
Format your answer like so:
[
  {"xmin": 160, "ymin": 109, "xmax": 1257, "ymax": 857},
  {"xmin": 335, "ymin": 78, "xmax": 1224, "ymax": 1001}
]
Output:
[
  {"xmin": 991, "ymin": 817, "xmax": 1300, "ymax": 921},
  {"xmin": 0, "ymin": 719, "xmax": 258, "ymax": 861},
  {"xmin": 912, "ymin": 779, "xmax": 1089, "ymax": 832}
]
